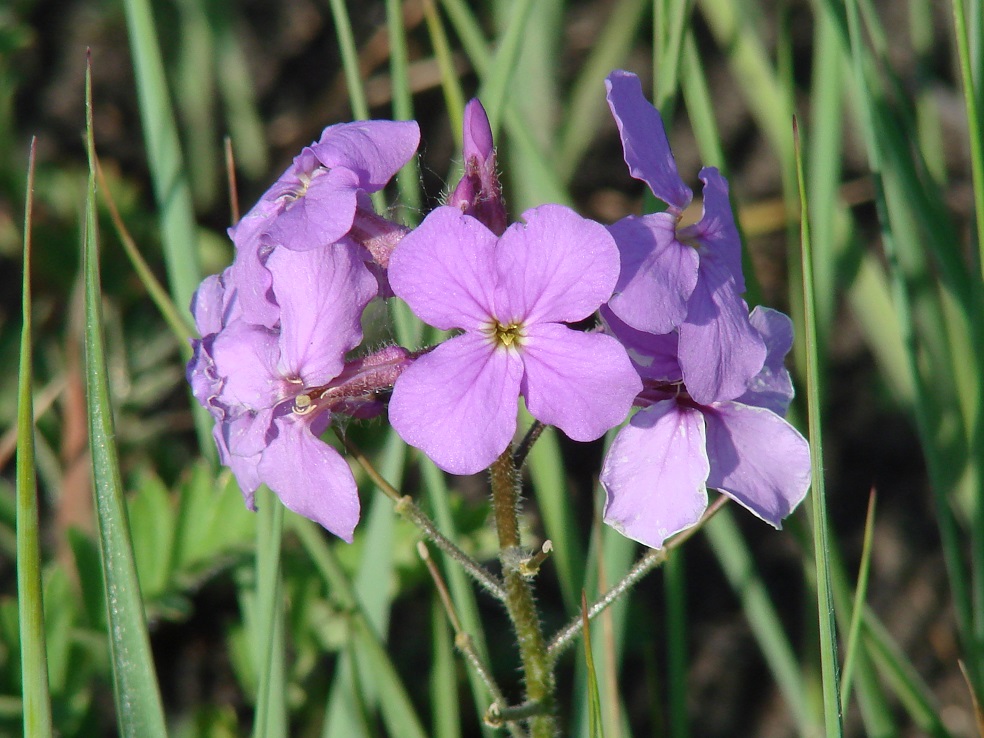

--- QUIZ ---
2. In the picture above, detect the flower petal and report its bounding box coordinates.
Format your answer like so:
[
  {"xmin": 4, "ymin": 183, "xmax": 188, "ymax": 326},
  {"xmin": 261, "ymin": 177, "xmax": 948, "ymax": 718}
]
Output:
[
  {"xmin": 521, "ymin": 324, "xmax": 641, "ymax": 440},
  {"xmin": 679, "ymin": 256, "xmax": 766, "ymax": 404},
  {"xmin": 463, "ymin": 98, "xmax": 494, "ymax": 161},
  {"xmin": 679, "ymin": 168, "xmax": 745, "ymax": 292},
  {"xmin": 737, "ymin": 307, "xmax": 795, "ymax": 415},
  {"xmin": 606, "ymin": 213, "xmax": 699, "ymax": 334},
  {"xmin": 605, "ymin": 70, "xmax": 692, "ymax": 213},
  {"xmin": 190, "ymin": 269, "xmax": 238, "ymax": 336},
  {"xmin": 210, "ymin": 321, "xmax": 283, "ymax": 411},
  {"xmin": 389, "ymin": 333, "xmax": 522, "ymax": 475},
  {"xmin": 601, "ymin": 400, "xmax": 709, "ymax": 549},
  {"xmin": 599, "ymin": 305, "xmax": 682, "ymax": 382},
  {"xmin": 389, "ymin": 206, "xmax": 498, "ymax": 331},
  {"xmin": 313, "ymin": 120, "xmax": 421, "ymax": 193},
  {"xmin": 229, "ymin": 219, "xmax": 279, "ymax": 329},
  {"xmin": 494, "ymin": 204, "xmax": 621, "ymax": 325},
  {"xmin": 258, "ymin": 415, "xmax": 361, "ymax": 542},
  {"xmin": 264, "ymin": 166, "xmax": 361, "ymax": 252},
  {"xmin": 266, "ymin": 241, "xmax": 376, "ymax": 385},
  {"xmin": 703, "ymin": 402, "xmax": 811, "ymax": 526}
]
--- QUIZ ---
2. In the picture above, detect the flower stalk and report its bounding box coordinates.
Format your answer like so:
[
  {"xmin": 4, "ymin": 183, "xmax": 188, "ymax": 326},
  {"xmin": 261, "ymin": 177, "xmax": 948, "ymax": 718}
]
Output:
[{"xmin": 490, "ymin": 445, "xmax": 557, "ymax": 736}]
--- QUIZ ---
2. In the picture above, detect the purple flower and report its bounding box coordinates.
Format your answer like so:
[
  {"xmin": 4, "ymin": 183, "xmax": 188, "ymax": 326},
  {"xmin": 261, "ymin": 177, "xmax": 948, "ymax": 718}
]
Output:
[
  {"xmin": 188, "ymin": 241, "xmax": 389, "ymax": 541},
  {"xmin": 605, "ymin": 70, "xmax": 765, "ymax": 403},
  {"xmin": 231, "ymin": 119, "xmax": 420, "ymax": 327},
  {"xmin": 447, "ymin": 99, "xmax": 507, "ymax": 236},
  {"xmin": 599, "ymin": 305, "xmax": 810, "ymax": 549},
  {"xmin": 388, "ymin": 204, "xmax": 642, "ymax": 475}
]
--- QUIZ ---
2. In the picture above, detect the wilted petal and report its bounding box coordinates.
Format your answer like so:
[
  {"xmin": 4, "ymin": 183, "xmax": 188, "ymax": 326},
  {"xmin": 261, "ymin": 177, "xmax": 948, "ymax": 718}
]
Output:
[
  {"xmin": 267, "ymin": 241, "xmax": 376, "ymax": 385},
  {"xmin": 599, "ymin": 305, "xmax": 682, "ymax": 382},
  {"xmin": 258, "ymin": 415, "xmax": 361, "ymax": 542},
  {"xmin": 521, "ymin": 324, "xmax": 640, "ymax": 440},
  {"xmin": 494, "ymin": 204, "xmax": 621, "ymax": 325},
  {"xmin": 389, "ymin": 333, "xmax": 523, "ymax": 475},
  {"xmin": 601, "ymin": 401, "xmax": 709, "ymax": 549},
  {"xmin": 188, "ymin": 334, "xmax": 222, "ymax": 414},
  {"xmin": 190, "ymin": 270, "xmax": 234, "ymax": 336},
  {"xmin": 314, "ymin": 120, "xmax": 421, "ymax": 193},
  {"xmin": 389, "ymin": 206, "xmax": 498, "ymax": 331},
  {"xmin": 679, "ymin": 256, "xmax": 766, "ymax": 404},
  {"xmin": 607, "ymin": 213, "xmax": 699, "ymax": 334},
  {"xmin": 703, "ymin": 402, "xmax": 811, "ymax": 526},
  {"xmin": 229, "ymin": 225, "xmax": 279, "ymax": 329},
  {"xmin": 737, "ymin": 307, "xmax": 795, "ymax": 415},
  {"xmin": 605, "ymin": 70, "xmax": 692, "ymax": 213}
]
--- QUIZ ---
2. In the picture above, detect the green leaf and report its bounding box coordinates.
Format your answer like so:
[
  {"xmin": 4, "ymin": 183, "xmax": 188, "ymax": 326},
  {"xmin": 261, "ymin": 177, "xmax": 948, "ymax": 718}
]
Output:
[
  {"xmin": 121, "ymin": 0, "xmax": 214, "ymax": 459},
  {"xmin": 251, "ymin": 490, "xmax": 287, "ymax": 738},
  {"xmin": 795, "ymin": 114, "xmax": 844, "ymax": 736},
  {"xmin": 293, "ymin": 517, "xmax": 430, "ymax": 738},
  {"xmin": 17, "ymin": 137, "xmax": 53, "ymax": 738},
  {"xmin": 581, "ymin": 592, "xmax": 605, "ymax": 738},
  {"xmin": 83, "ymin": 57, "xmax": 168, "ymax": 738}
]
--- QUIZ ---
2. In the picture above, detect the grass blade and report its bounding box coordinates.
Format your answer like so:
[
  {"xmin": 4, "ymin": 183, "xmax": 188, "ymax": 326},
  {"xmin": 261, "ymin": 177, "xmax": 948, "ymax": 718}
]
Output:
[
  {"xmin": 475, "ymin": 0, "xmax": 535, "ymax": 135},
  {"xmin": 664, "ymin": 552, "xmax": 688, "ymax": 738},
  {"xmin": 430, "ymin": 598, "xmax": 461, "ymax": 738},
  {"xmin": 386, "ymin": 0, "xmax": 423, "ymax": 218},
  {"xmin": 555, "ymin": 0, "xmax": 649, "ymax": 183},
  {"xmin": 522, "ymin": 417, "xmax": 584, "ymax": 613},
  {"xmin": 252, "ymin": 491, "xmax": 287, "ymax": 738},
  {"xmin": 839, "ymin": 491, "xmax": 876, "ymax": 707},
  {"xmin": 840, "ymin": 0, "xmax": 980, "ymax": 694},
  {"xmin": 122, "ymin": 0, "xmax": 213, "ymax": 459},
  {"xmin": 703, "ymin": 510, "xmax": 815, "ymax": 733},
  {"xmin": 292, "ymin": 518, "xmax": 430, "ymax": 738},
  {"xmin": 795, "ymin": 115, "xmax": 844, "ymax": 736},
  {"xmin": 121, "ymin": 0, "xmax": 202, "ymax": 315},
  {"xmin": 17, "ymin": 138, "xmax": 53, "ymax": 738},
  {"xmin": 581, "ymin": 592, "xmax": 605, "ymax": 738},
  {"xmin": 83, "ymin": 55, "xmax": 168, "ymax": 738}
]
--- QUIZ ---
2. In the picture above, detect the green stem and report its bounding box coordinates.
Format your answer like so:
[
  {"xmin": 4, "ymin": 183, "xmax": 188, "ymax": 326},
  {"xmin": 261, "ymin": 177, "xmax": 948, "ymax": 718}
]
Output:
[{"xmin": 490, "ymin": 447, "xmax": 556, "ymax": 736}]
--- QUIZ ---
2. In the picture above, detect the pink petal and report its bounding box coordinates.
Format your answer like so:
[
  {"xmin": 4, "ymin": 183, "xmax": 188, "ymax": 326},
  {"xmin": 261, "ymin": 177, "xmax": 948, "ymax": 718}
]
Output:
[
  {"xmin": 599, "ymin": 305, "xmax": 682, "ymax": 383},
  {"xmin": 520, "ymin": 324, "xmax": 641, "ymax": 441},
  {"xmin": 606, "ymin": 213, "xmax": 699, "ymax": 334},
  {"xmin": 264, "ymin": 166, "xmax": 361, "ymax": 251},
  {"xmin": 389, "ymin": 206, "xmax": 498, "ymax": 331},
  {"xmin": 210, "ymin": 322, "xmax": 282, "ymax": 411},
  {"xmin": 605, "ymin": 70, "xmax": 692, "ymax": 213},
  {"xmin": 314, "ymin": 120, "xmax": 421, "ymax": 193},
  {"xmin": 679, "ymin": 168, "xmax": 744, "ymax": 292},
  {"xmin": 494, "ymin": 204, "xmax": 620, "ymax": 325},
  {"xmin": 258, "ymin": 415, "xmax": 361, "ymax": 542},
  {"xmin": 703, "ymin": 402, "xmax": 811, "ymax": 526},
  {"xmin": 601, "ymin": 401, "xmax": 709, "ymax": 548},
  {"xmin": 389, "ymin": 333, "xmax": 523, "ymax": 475},
  {"xmin": 738, "ymin": 307, "xmax": 795, "ymax": 415},
  {"xmin": 266, "ymin": 242, "xmax": 376, "ymax": 385},
  {"xmin": 679, "ymin": 256, "xmax": 766, "ymax": 404}
]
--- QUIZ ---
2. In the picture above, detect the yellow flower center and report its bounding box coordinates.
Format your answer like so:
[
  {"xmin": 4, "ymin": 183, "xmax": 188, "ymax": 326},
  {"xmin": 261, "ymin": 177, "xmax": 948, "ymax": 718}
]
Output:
[{"xmin": 489, "ymin": 320, "xmax": 524, "ymax": 349}]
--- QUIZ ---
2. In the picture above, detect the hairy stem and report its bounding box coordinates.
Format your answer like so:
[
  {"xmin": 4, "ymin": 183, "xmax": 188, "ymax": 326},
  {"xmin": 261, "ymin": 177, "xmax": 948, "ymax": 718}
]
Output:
[{"xmin": 490, "ymin": 446, "xmax": 557, "ymax": 736}]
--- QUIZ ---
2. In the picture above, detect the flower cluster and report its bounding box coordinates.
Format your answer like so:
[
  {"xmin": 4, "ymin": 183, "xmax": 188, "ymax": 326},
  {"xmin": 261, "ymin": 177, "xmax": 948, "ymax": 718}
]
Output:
[
  {"xmin": 187, "ymin": 70, "xmax": 811, "ymax": 547},
  {"xmin": 597, "ymin": 70, "xmax": 810, "ymax": 548}
]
